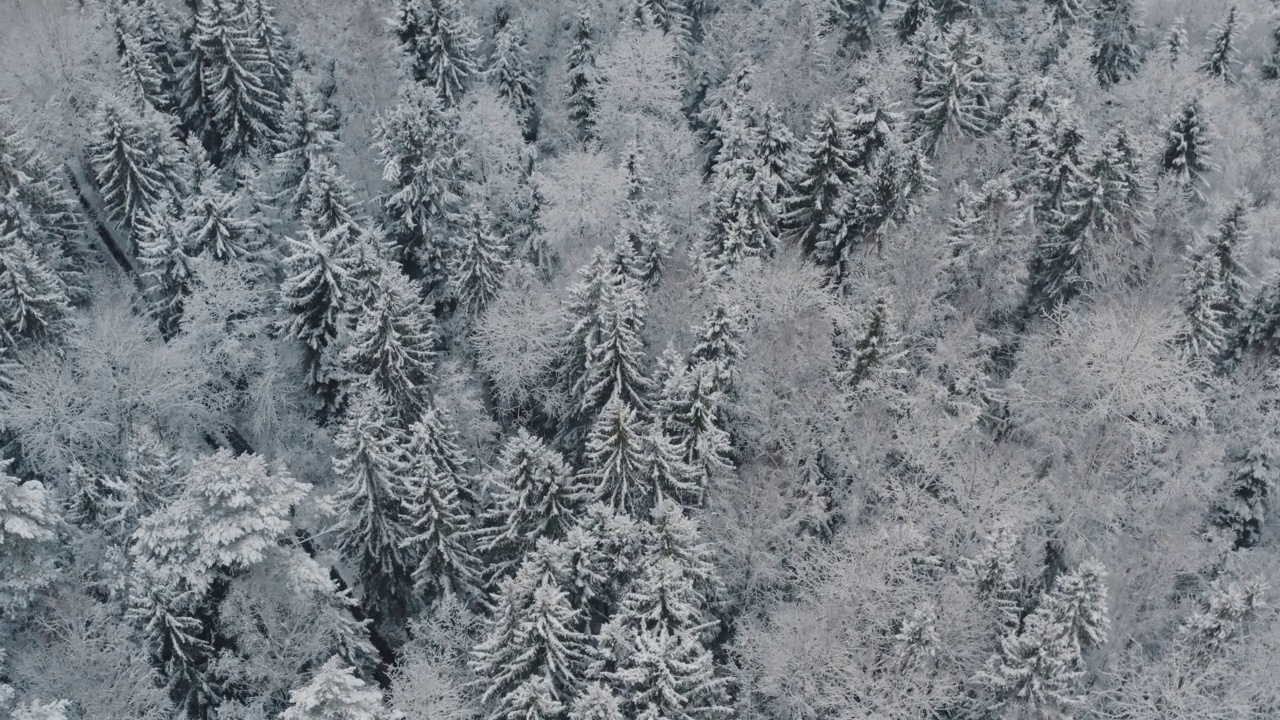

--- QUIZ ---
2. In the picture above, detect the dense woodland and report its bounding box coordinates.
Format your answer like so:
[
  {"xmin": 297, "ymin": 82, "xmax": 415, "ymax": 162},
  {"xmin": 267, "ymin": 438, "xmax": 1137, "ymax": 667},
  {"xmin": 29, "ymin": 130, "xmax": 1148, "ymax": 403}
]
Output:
[{"xmin": 2, "ymin": 0, "xmax": 1280, "ymax": 717}]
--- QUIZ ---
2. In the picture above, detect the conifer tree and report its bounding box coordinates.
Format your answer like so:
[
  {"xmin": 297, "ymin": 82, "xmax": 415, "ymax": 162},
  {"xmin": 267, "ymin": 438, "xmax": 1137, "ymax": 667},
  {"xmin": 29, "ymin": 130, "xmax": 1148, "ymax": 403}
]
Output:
[
  {"xmin": 87, "ymin": 100, "xmax": 187, "ymax": 237},
  {"xmin": 281, "ymin": 656, "xmax": 386, "ymax": 720},
  {"xmin": 639, "ymin": 422, "xmax": 702, "ymax": 510},
  {"xmin": 609, "ymin": 627, "xmax": 729, "ymax": 720},
  {"xmin": 0, "ymin": 230, "xmax": 70, "ymax": 346},
  {"xmin": 560, "ymin": 248, "xmax": 620, "ymax": 415},
  {"xmin": 933, "ymin": 0, "xmax": 978, "ymax": 25},
  {"xmin": 964, "ymin": 527, "xmax": 1024, "ymax": 633},
  {"xmin": 1046, "ymin": 0, "xmax": 1090, "ymax": 27},
  {"xmin": 402, "ymin": 411, "xmax": 479, "ymax": 603},
  {"xmin": 127, "ymin": 585, "xmax": 218, "ymax": 716},
  {"xmin": 835, "ymin": 297, "xmax": 891, "ymax": 394},
  {"xmin": 183, "ymin": 175, "xmax": 260, "ymax": 263},
  {"xmin": 1209, "ymin": 199, "xmax": 1250, "ymax": 333},
  {"xmin": 1265, "ymin": 19, "xmax": 1280, "ymax": 80},
  {"xmin": 329, "ymin": 387, "xmax": 417, "ymax": 621},
  {"xmin": 785, "ymin": 103, "xmax": 858, "ymax": 255},
  {"xmin": 1166, "ymin": 17, "xmax": 1188, "ymax": 64},
  {"xmin": 448, "ymin": 209, "xmax": 509, "ymax": 316},
  {"xmin": 394, "ymin": 0, "xmax": 481, "ymax": 106},
  {"xmin": 1200, "ymin": 5, "xmax": 1240, "ymax": 84},
  {"xmin": 827, "ymin": 0, "xmax": 881, "ymax": 56},
  {"xmin": 756, "ymin": 103, "xmax": 796, "ymax": 204},
  {"xmin": 1161, "ymin": 98, "xmax": 1213, "ymax": 195},
  {"xmin": 273, "ymin": 83, "xmax": 341, "ymax": 219},
  {"xmin": 1179, "ymin": 577, "xmax": 1268, "ymax": 657},
  {"xmin": 477, "ymin": 429, "xmax": 587, "ymax": 572},
  {"xmin": 570, "ymin": 684, "xmax": 624, "ymax": 720},
  {"xmin": 1229, "ymin": 273, "xmax": 1280, "ymax": 365},
  {"xmin": 107, "ymin": 0, "xmax": 183, "ymax": 112},
  {"xmin": 617, "ymin": 144, "xmax": 672, "ymax": 288},
  {"xmin": 658, "ymin": 360, "xmax": 734, "ymax": 485},
  {"xmin": 583, "ymin": 276, "xmax": 651, "ymax": 417},
  {"xmin": 242, "ymin": 0, "xmax": 293, "ymax": 97},
  {"xmin": 183, "ymin": 0, "xmax": 284, "ymax": 161},
  {"xmin": 0, "ymin": 458, "xmax": 59, "ymax": 612},
  {"xmin": 280, "ymin": 226, "xmax": 356, "ymax": 405},
  {"xmin": 690, "ymin": 303, "xmax": 744, "ymax": 392},
  {"xmin": 633, "ymin": 0, "xmax": 694, "ymax": 65},
  {"xmin": 705, "ymin": 118, "xmax": 779, "ymax": 274},
  {"xmin": 117, "ymin": 30, "xmax": 171, "ymax": 112},
  {"xmin": 1214, "ymin": 435, "xmax": 1280, "ymax": 549},
  {"xmin": 1091, "ymin": 0, "xmax": 1140, "ymax": 87},
  {"xmin": 489, "ymin": 21, "xmax": 537, "ymax": 140},
  {"xmin": 135, "ymin": 201, "xmax": 195, "ymax": 339},
  {"xmin": 912, "ymin": 20, "xmax": 1003, "ymax": 155},
  {"xmin": 583, "ymin": 392, "xmax": 650, "ymax": 514},
  {"xmin": 472, "ymin": 545, "xmax": 590, "ymax": 719},
  {"xmin": 566, "ymin": 5, "xmax": 598, "ymax": 141},
  {"xmin": 888, "ymin": 0, "xmax": 932, "ymax": 42},
  {"xmin": 1179, "ymin": 249, "xmax": 1227, "ymax": 361},
  {"xmin": 374, "ymin": 83, "xmax": 470, "ymax": 281},
  {"xmin": 337, "ymin": 267, "xmax": 438, "ymax": 422}
]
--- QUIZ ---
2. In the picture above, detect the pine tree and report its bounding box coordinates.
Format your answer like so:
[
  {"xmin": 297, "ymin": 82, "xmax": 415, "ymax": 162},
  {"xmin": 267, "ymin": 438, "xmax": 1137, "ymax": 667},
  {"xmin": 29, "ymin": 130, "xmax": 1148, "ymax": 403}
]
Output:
[
  {"xmin": 135, "ymin": 201, "xmax": 195, "ymax": 339},
  {"xmin": 242, "ymin": 0, "xmax": 293, "ymax": 97},
  {"xmin": 912, "ymin": 20, "xmax": 1003, "ymax": 155},
  {"xmin": 1200, "ymin": 5, "xmax": 1239, "ymax": 84},
  {"xmin": 448, "ymin": 209, "xmax": 509, "ymax": 316},
  {"xmin": 488, "ymin": 21, "xmax": 537, "ymax": 141},
  {"xmin": 183, "ymin": 0, "xmax": 284, "ymax": 161},
  {"xmin": 835, "ymin": 297, "xmax": 891, "ymax": 394},
  {"xmin": 618, "ymin": 143, "xmax": 672, "ymax": 288},
  {"xmin": 87, "ymin": 100, "xmax": 187, "ymax": 237},
  {"xmin": 1214, "ymin": 435, "xmax": 1280, "ymax": 549},
  {"xmin": 566, "ymin": 5, "xmax": 598, "ymax": 141},
  {"xmin": 1161, "ymin": 98, "xmax": 1213, "ymax": 195},
  {"xmin": 183, "ymin": 175, "xmax": 260, "ymax": 263},
  {"xmin": 330, "ymin": 387, "xmax": 417, "ymax": 621},
  {"xmin": 888, "ymin": 0, "xmax": 932, "ymax": 42},
  {"xmin": 273, "ymin": 82, "xmax": 341, "ymax": 219},
  {"xmin": 402, "ymin": 411, "xmax": 479, "ymax": 603},
  {"xmin": 1209, "ymin": 199, "xmax": 1250, "ymax": 333},
  {"xmin": 471, "ymin": 546, "xmax": 589, "ymax": 719},
  {"xmin": 477, "ymin": 429, "xmax": 588, "ymax": 573},
  {"xmin": 582, "ymin": 277, "xmax": 651, "ymax": 417},
  {"xmin": 827, "ymin": 0, "xmax": 881, "ymax": 56},
  {"xmin": 705, "ymin": 118, "xmax": 779, "ymax": 275},
  {"xmin": 394, "ymin": 0, "xmax": 481, "ymax": 106},
  {"xmin": 559, "ymin": 248, "xmax": 621, "ymax": 429},
  {"xmin": 785, "ymin": 103, "xmax": 858, "ymax": 256},
  {"xmin": 337, "ymin": 267, "xmax": 438, "ymax": 422},
  {"xmin": 570, "ymin": 683, "xmax": 624, "ymax": 720},
  {"xmin": 374, "ymin": 83, "xmax": 470, "ymax": 280},
  {"xmin": 1091, "ymin": 0, "xmax": 1140, "ymax": 87},
  {"xmin": 582, "ymin": 392, "xmax": 649, "ymax": 514},
  {"xmin": 0, "ymin": 457, "xmax": 59, "ymax": 613},
  {"xmin": 0, "ymin": 229, "xmax": 69, "ymax": 345},
  {"xmin": 281, "ymin": 656, "xmax": 386, "ymax": 720},
  {"xmin": 1166, "ymin": 17, "xmax": 1188, "ymax": 64},
  {"xmin": 1179, "ymin": 248, "xmax": 1227, "ymax": 361},
  {"xmin": 1179, "ymin": 577, "xmax": 1268, "ymax": 657},
  {"xmin": 658, "ymin": 360, "xmax": 734, "ymax": 485}
]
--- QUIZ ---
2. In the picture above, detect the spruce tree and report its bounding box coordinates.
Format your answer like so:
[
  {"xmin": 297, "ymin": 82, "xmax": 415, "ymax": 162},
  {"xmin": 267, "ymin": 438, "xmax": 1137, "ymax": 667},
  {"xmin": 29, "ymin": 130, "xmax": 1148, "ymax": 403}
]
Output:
[
  {"xmin": 888, "ymin": 0, "xmax": 932, "ymax": 42},
  {"xmin": 582, "ymin": 392, "xmax": 650, "ymax": 514},
  {"xmin": 183, "ymin": 0, "xmax": 284, "ymax": 161},
  {"xmin": 87, "ymin": 100, "xmax": 187, "ymax": 237},
  {"xmin": 0, "ymin": 230, "xmax": 69, "ymax": 346},
  {"xmin": 374, "ymin": 83, "xmax": 470, "ymax": 281},
  {"xmin": 135, "ymin": 201, "xmax": 195, "ymax": 339},
  {"xmin": 1179, "ymin": 248, "xmax": 1227, "ymax": 362},
  {"xmin": 835, "ymin": 297, "xmax": 891, "ymax": 394},
  {"xmin": 330, "ymin": 387, "xmax": 417, "ymax": 621},
  {"xmin": 1166, "ymin": 17, "xmax": 1187, "ymax": 64},
  {"xmin": 448, "ymin": 209, "xmax": 509, "ymax": 317},
  {"xmin": 336, "ymin": 267, "xmax": 438, "ymax": 422},
  {"xmin": 785, "ymin": 102, "xmax": 858, "ymax": 256},
  {"xmin": 912, "ymin": 20, "xmax": 1003, "ymax": 155},
  {"xmin": 827, "ymin": 0, "xmax": 881, "ymax": 56},
  {"xmin": 302, "ymin": 155, "xmax": 362, "ymax": 238},
  {"xmin": 402, "ymin": 411, "xmax": 479, "ymax": 603},
  {"xmin": 609, "ymin": 627, "xmax": 729, "ymax": 720},
  {"xmin": 570, "ymin": 684, "xmax": 624, "ymax": 720},
  {"xmin": 1091, "ymin": 0, "xmax": 1140, "ymax": 87},
  {"xmin": 566, "ymin": 5, "xmax": 598, "ymax": 141},
  {"xmin": 658, "ymin": 360, "xmax": 734, "ymax": 485},
  {"xmin": 242, "ymin": 0, "xmax": 293, "ymax": 97},
  {"xmin": 633, "ymin": 0, "xmax": 694, "ymax": 65},
  {"xmin": 1200, "ymin": 5, "xmax": 1240, "ymax": 84},
  {"xmin": 394, "ymin": 0, "xmax": 481, "ymax": 106},
  {"xmin": 1214, "ymin": 435, "xmax": 1280, "ymax": 549},
  {"xmin": 1265, "ymin": 18, "xmax": 1280, "ymax": 80},
  {"xmin": 183, "ymin": 175, "xmax": 260, "ymax": 263},
  {"xmin": 279, "ymin": 226, "xmax": 355, "ymax": 404},
  {"xmin": 281, "ymin": 656, "xmax": 386, "ymax": 720},
  {"xmin": 1161, "ymin": 98, "xmax": 1213, "ymax": 196},
  {"xmin": 1046, "ymin": 0, "xmax": 1090, "ymax": 27},
  {"xmin": 583, "ymin": 276, "xmax": 651, "ymax": 417},
  {"xmin": 108, "ymin": 0, "xmax": 184, "ymax": 112},
  {"xmin": 0, "ymin": 458, "xmax": 59, "ymax": 613},
  {"xmin": 273, "ymin": 83, "xmax": 341, "ymax": 219},
  {"xmin": 1209, "ymin": 199, "xmax": 1251, "ymax": 334},
  {"xmin": 705, "ymin": 118, "xmax": 779, "ymax": 275},
  {"xmin": 488, "ymin": 21, "xmax": 537, "ymax": 140}
]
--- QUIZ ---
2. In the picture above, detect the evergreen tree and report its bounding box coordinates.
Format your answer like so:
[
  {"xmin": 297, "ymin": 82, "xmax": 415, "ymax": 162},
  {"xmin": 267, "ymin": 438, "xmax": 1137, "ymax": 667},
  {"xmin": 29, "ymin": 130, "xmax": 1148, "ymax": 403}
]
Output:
[
  {"xmin": 87, "ymin": 100, "xmax": 187, "ymax": 237},
  {"xmin": 0, "ymin": 229, "xmax": 69, "ymax": 345},
  {"xmin": 1161, "ymin": 98, "xmax": 1213, "ymax": 196},
  {"xmin": 488, "ymin": 21, "xmax": 537, "ymax": 140},
  {"xmin": 242, "ymin": 0, "xmax": 293, "ymax": 96},
  {"xmin": 471, "ymin": 545, "xmax": 590, "ymax": 719},
  {"xmin": 835, "ymin": 297, "xmax": 891, "ymax": 394},
  {"xmin": 1091, "ymin": 0, "xmax": 1140, "ymax": 87},
  {"xmin": 1200, "ymin": 5, "xmax": 1239, "ymax": 84},
  {"xmin": 582, "ymin": 276, "xmax": 651, "ymax": 417},
  {"xmin": 394, "ymin": 0, "xmax": 481, "ymax": 105},
  {"xmin": 107, "ymin": 0, "xmax": 183, "ymax": 112},
  {"xmin": 933, "ymin": 0, "xmax": 978, "ymax": 25},
  {"xmin": 785, "ymin": 102, "xmax": 858, "ymax": 256},
  {"xmin": 448, "ymin": 209, "xmax": 509, "ymax": 316},
  {"xmin": 374, "ymin": 83, "xmax": 469, "ymax": 281},
  {"xmin": 0, "ymin": 458, "xmax": 59, "ymax": 613},
  {"xmin": 1179, "ymin": 577, "xmax": 1268, "ymax": 657},
  {"xmin": 633, "ymin": 0, "xmax": 694, "ymax": 65},
  {"xmin": 756, "ymin": 103, "xmax": 796, "ymax": 207},
  {"xmin": 566, "ymin": 5, "xmax": 598, "ymax": 141},
  {"xmin": 183, "ymin": 175, "xmax": 260, "ymax": 263},
  {"xmin": 963, "ymin": 527, "xmax": 1024, "ymax": 633},
  {"xmin": 657, "ymin": 360, "xmax": 734, "ymax": 485},
  {"xmin": 1166, "ymin": 17, "xmax": 1188, "ymax": 64},
  {"xmin": 117, "ymin": 30, "xmax": 171, "ymax": 112},
  {"xmin": 337, "ymin": 267, "xmax": 438, "ymax": 422},
  {"xmin": 477, "ymin": 429, "xmax": 588, "ymax": 573},
  {"xmin": 690, "ymin": 303, "xmax": 744, "ymax": 392},
  {"xmin": 1214, "ymin": 434, "xmax": 1280, "ymax": 549},
  {"xmin": 126, "ymin": 585, "xmax": 218, "ymax": 716},
  {"xmin": 912, "ymin": 20, "xmax": 1003, "ymax": 155},
  {"xmin": 279, "ymin": 227, "xmax": 355, "ymax": 402},
  {"xmin": 705, "ymin": 118, "xmax": 779, "ymax": 275},
  {"xmin": 281, "ymin": 656, "xmax": 386, "ymax": 720},
  {"xmin": 1179, "ymin": 248, "xmax": 1227, "ymax": 361},
  {"xmin": 273, "ymin": 82, "xmax": 341, "ymax": 219},
  {"xmin": 135, "ymin": 201, "xmax": 195, "ymax": 339},
  {"xmin": 1230, "ymin": 273, "xmax": 1280, "ymax": 365},
  {"xmin": 582, "ymin": 392, "xmax": 649, "ymax": 514},
  {"xmin": 329, "ymin": 387, "xmax": 417, "ymax": 621},
  {"xmin": 402, "ymin": 411, "xmax": 479, "ymax": 603},
  {"xmin": 639, "ymin": 422, "xmax": 702, "ymax": 510},
  {"xmin": 570, "ymin": 683, "xmax": 624, "ymax": 720},
  {"xmin": 302, "ymin": 155, "xmax": 362, "ymax": 238},
  {"xmin": 183, "ymin": 0, "xmax": 284, "ymax": 161},
  {"xmin": 1046, "ymin": 0, "xmax": 1091, "ymax": 27},
  {"xmin": 827, "ymin": 0, "xmax": 881, "ymax": 56},
  {"xmin": 1208, "ymin": 199, "xmax": 1251, "ymax": 333},
  {"xmin": 618, "ymin": 143, "xmax": 672, "ymax": 288},
  {"xmin": 888, "ymin": 0, "xmax": 932, "ymax": 42},
  {"xmin": 1264, "ymin": 18, "xmax": 1280, "ymax": 80},
  {"xmin": 609, "ymin": 627, "xmax": 729, "ymax": 720}
]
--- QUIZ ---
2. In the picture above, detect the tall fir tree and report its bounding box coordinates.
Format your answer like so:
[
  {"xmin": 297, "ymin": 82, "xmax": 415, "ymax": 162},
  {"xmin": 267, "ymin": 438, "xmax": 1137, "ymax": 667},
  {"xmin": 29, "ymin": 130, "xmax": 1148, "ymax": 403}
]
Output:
[
  {"xmin": 0, "ymin": 230, "xmax": 69, "ymax": 346},
  {"xmin": 0, "ymin": 458, "xmax": 60, "ymax": 613},
  {"xmin": 1265, "ymin": 17, "xmax": 1280, "ymax": 80},
  {"xmin": 279, "ymin": 226, "xmax": 356, "ymax": 407},
  {"xmin": 618, "ymin": 144, "xmax": 672, "ymax": 288},
  {"xmin": 272, "ymin": 82, "xmax": 341, "ymax": 219},
  {"xmin": 705, "ymin": 117, "xmax": 780, "ymax": 276},
  {"xmin": 1200, "ymin": 5, "xmax": 1240, "ymax": 84},
  {"xmin": 1179, "ymin": 248, "xmax": 1227, "ymax": 362},
  {"xmin": 87, "ymin": 100, "xmax": 188, "ymax": 238},
  {"xmin": 1214, "ymin": 433, "xmax": 1280, "ymax": 549},
  {"xmin": 330, "ymin": 387, "xmax": 418, "ymax": 622},
  {"xmin": 488, "ymin": 21, "xmax": 538, "ymax": 141},
  {"xmin": 394, "ymin": 0, "xmax": 481, "ymax": 105},
  {"xmin": 912, "ymin": 19, "xmax": 1003, "ymax": 155},
  {"xmin": 582, "ymin": 391, "xmax": 650, "ymax": 514},
  {"xmin": 280, "ymin": 656, "xmax": 386, "ymax": 720},
  {"xmin": 182, "ymin": 174, "xmax": 260, "ymax": 263},
  {"xmin": 1161, "ymin": 98, "xmax": 1213, "ymax": 196},
  {"xmin": 657, "ymin": 360, "xmax": 734, "ymax": 486},
  {"xmin": 566, "ymin": 5, "xmax": 598, "ymax": 141},
  {"xmin": 785, "ymin": 102, "xmax": 858, "ymax": 256},
  {"xmin": 1091, "ymin": 0, "xmax": 1140, "ymax": 87},
  {"xmin": 1209, "ymin": 199, "xmax": 1251, "ymax": 334},
  {"xmin": 582, "ymin": 276, "xmax": 651, "ymax": 418},
  {"xmin": 402, "ymin": 411, "xmax": 479, "ymax": 603},
  {"xmin": 448, "ymin": 209, "xmax": 509, "ymax": 317},
  {"xmin": 827, "ymin": 0, "xmax": 882, "ymax": 56},
  {"xmin": 135, "ymin": 200, "xmax": 195, "ymax": 339}
]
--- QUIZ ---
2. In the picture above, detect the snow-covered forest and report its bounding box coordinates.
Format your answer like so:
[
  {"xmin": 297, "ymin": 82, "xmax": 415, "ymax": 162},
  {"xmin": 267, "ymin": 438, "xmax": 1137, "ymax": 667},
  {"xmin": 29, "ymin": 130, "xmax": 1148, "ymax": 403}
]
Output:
[{"xmin": 2, "ymin": 0, "xmax": 1280, "ymax": 717}]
